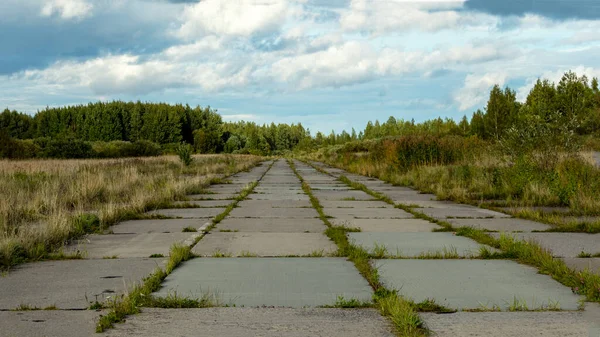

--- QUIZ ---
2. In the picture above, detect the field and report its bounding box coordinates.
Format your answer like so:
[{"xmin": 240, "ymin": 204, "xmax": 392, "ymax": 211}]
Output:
[{"xmin": 0, "ymin": 155, "xmax": 262, "ymax": 269}]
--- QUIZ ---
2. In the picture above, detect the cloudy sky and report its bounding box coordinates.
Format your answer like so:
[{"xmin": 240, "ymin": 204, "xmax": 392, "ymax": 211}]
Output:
[{"xmin": 1, "ymin": 0, "xmax": 600, "ymax": 133}]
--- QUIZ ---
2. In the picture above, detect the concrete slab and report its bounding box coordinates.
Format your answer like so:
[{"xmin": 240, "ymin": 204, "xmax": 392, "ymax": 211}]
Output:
[
  {"xmin": 146, "ymin": 207, "xmax": 225, "ymax": 218},
  {"xmin": 155, "ymin": 258, "xmax": 373, "ymax": 307},
  {"xmin": 205, "ymin": 187, "xmax": 243, "ymax": 194},
  {"xmin": 391, "ymin": 194, "xmax": 439, "ymax": 204},
  {"xmin": 489, "ymin": 233, "xmax": 600, "ymax": 257},
  {"xmin": 561, "ymin": 258, "xmax": 600, "ymax": 274},
  {"xmin": 325, "ymin": 208, "xmax": 413, "ymax": 219},
  {"xmin": 447, "ymin": 218, "xmax": 551, "ymax": 232},
  {"xmin": 192, "ymin": 232, "xmax": 336, "ymax": 256},
  {"xmin": 260, "ymin": 179, "xmax": 301, "ymax": 184},
  {"xmin": 228, "ymin": 207, "xmax": 318, "ymax": 218},
  {"xmin": 0, "ymin": 310, "xmax": 100, "ymax": 337},
  {"xmin": 173, "ymin": 199, "xmax": 231, "ymax": 207},
  {"xmin": 321, "ymin": 201, "xmax": 393, "ymax": 209},
  {"xmin": 311, "ymin": 186, "xmax": 353, "ymax": 190},
  {"xmin": 253, "ymin": 189, "xmax": 304, "ymax": 194},
  {"xmin": 333, "ymin": 219, "xmax": 439, "ymax": 232},
  {"xmin": 0, "ymin": 259, "xmax": 163, "ymax": 309},
  {"xmin": 375, "ymin": 259, "xmax": 581, "ymax": 310},
  {"xmin": 312, "ymin": 190, "xmax": 376, "ymax": 201},
  {"xmin": 216, "ymin": 218, "xmax": 325, "ymax": 233},
  {"xmin": 248, "ymin": 193, "xmax": 310, "ymax": 201},
  {"xmin": 414, "ymin": 207, "xmax": 510, "ymax": 219},
  {"xmin": 421, "ymin": 312, "xmax": 591, "ymax": 337},
  {"xmin": 237, "ymin": 200, "xmax": 312, "ymax": 208},
  {"xmin": 102, "ymin": 308, "xmax": 394, "ymax": 337},
  {"xmin": 111, "ymin": 219, "xmax": 209, "ymax": 234},
  {"xmin": 67, "ymin": 232, "xmax": 193, "ymax": 258},
  {"xmin": 188, "ymin": 193, "xmax": 236, "ymax": 200},
  {"xmin": 349, "ymin": 232, "xmax": 486, "ymax": 257}
]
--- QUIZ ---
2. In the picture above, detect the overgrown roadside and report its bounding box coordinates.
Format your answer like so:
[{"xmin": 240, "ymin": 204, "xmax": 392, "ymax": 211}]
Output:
[
  {"xmin": 303, "ymin": 160, "xmax": 600, "ymax": 306},
  {"xmin": 0, "ymin": 155, "xmax": 263, "ymax": 270},
  {"xmin": 96, "ymin": 160, "xmax": 274, "ymax": 332},
  {"xmin": 287, "ymin": 159, "xmax": 430, "ymax": 337}
]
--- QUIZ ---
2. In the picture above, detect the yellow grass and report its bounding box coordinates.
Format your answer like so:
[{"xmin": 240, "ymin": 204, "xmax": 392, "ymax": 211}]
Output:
[{"xmin": 0, "ymin": 154, "xmax": 262, "ymax": 268}]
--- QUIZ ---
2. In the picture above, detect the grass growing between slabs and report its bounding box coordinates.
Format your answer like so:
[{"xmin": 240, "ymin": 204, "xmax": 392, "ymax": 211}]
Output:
[
  {"xmin": 331, "ymin": 167, "xmax": 600, "ymax": 305},
  {"xmin": 96, "ymin": 161, "xmax": 272, "ymax": 333},
  {"xmin": 96, "ymin": 244, "xmax": 196, "ymax": 332},
  {"xmin": 288, "ymin": 159, "xmax": 430, "ymax": 337},
  {"xmin": 301, "ymin": 146, "xmax": 600, "ymax": 233},
  {"xmin": 0, "ymin": 155, "xmax": 263, "ymax": 270}
]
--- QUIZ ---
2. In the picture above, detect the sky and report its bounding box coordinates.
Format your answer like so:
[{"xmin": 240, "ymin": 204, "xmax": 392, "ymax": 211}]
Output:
[{"xmin": 1, "ymin": 0, "xmax": 600, "ymax": 133}]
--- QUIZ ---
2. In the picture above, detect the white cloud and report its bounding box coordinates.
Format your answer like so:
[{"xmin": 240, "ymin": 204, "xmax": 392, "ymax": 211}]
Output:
[
  {"xmin": 222, "ymin": 114, "xmax": 258, "ymax": 121},
  {"xmin": 269, "ymin": 42, "xmax": 506, "ymax": 90},
  {"xmin": 19, "ymin": 55, "xmax": 179, "ymax": 95},
  {"xmin": 163, "ymin": 36, "xmax": 224, "ymax": 62},
  {"xmin": 175, "ymin": 0, "xmax": 298, "ymax": 40},
  {"xmin": 339, "ymin": 0, "xmax": 493, "ymax": 33},
  {"xmin": 454, "ymin": 72, "xmax": 507, "ymax": 111},
  {"xmin": 40, "ymin": 0, "xmax": 93, "ymax": 20},
  {"xmin": 13, "ymin": 48, "xmax": 255, "ymax": 95}
]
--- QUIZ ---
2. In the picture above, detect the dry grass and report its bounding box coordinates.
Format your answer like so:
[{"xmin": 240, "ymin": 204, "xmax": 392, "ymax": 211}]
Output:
[{"xmin": 0, "ymin": 154, "xmax": 262, "ymax": 268}]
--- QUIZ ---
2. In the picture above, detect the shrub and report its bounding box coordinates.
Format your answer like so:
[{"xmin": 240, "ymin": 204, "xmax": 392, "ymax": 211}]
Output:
[
  {"xmin": 73, "ymin": 213, "xmax": 101, "ymax": 234},
  {"xmin": 161, "ymin": 143, "xmax": 180, "ymax": 155},
  {"xmin": 0, "ymin": 132, "xmax": 39, "ymax": 159},
  {"xmin": 92, "ymin": 140, "xmax": 162, "ymax": 158},
  {"xmin": 130, "ymin": 140, "xmax": 162, "ymax": 157},
  {"xmin": 177, "ymin": 143, "xmax": 193, "ymax": 166},
  {"xmin": 34, "ymin": 137, "xmax": 94, "ymax": 159}
]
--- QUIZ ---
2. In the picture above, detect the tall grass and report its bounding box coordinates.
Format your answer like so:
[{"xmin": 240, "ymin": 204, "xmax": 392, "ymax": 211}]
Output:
[
  {"xmin": 305, "ymin": 135, "xmax": 600, "ymax": 216},
  {"xmin": 0, "ymin": 154, "xmax": 262, "ymax": 269}
]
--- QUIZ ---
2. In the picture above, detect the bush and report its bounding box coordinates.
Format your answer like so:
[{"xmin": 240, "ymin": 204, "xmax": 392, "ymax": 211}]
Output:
[
  {"xmin": 0, "ymin": 132, "xmax": 39, "ymax": 159},
  {"xmin": 34, "ymin": 137, "xmax": 95, "ymax": 159},
  {"xmin": 92, "ymin": 140, "xmax": 161, "ymax": 158},
  {"xmin": 73, "ymin": 213, "xmax": 101, "ymax": 234},
  {"xmin": 130, "ymin": 140, "xmax": 162, "ymax": 157},
  {"xmin": 363, "ymin": 135, "xmax": 485, "ymax": 171},
  {"xmin": 161, "ymin": 143, "xmax": 180, "ymax": 155},
  {"xmin": 176, "ymin": 143, "xmax": 193, "ymax": 166}
]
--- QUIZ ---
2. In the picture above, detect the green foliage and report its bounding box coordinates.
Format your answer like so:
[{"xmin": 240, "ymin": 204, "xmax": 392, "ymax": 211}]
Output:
[
  {"xmin": 484, "ymin": 85, "xmax": 520, "ymax": 140},
  {"xmin": 92, "ymin": 140, "xmax": 162, "ymax": 158},
  {"xmin": 34, "ymin": 137, "xmax": 95, "ymax": 159},
  {"xmin": 1, "ymin": 71, "xmax": 598, "ymax": 161},
  {"xmin": 176, "ymin": 143, "xmax": 193, "ymax": 166},
  {"xmin": 0, "ymin": 131, "xmax": 39, "ymax": 159},
  {"xmin": 73, "ymin": 213, "xmax": 101, "ymax": 234}
]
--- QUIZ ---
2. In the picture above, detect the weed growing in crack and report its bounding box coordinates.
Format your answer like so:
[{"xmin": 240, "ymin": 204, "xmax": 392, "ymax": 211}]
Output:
[
  {"xmin": 371, "ymin": 243, "xmax": 389, "ymax": 259},
  {"xmin": 289, "ymin": 159, "xmax": 429, "ymax": 337},
  {"xmin": 144, "ymin": 291, "xmax": 221, "ymax": 308},
  {"xmin": 96, "ymin": 243, "xmax": 194, "ymax": 332},
  {"xmin": 211, "ymin": 250, "xmax": 232, "ymax": 258},
  {"xmin": 416, "ymin": 246, "xmax": 460, "ymax": 259},
  {"xmin": 413, "ymin": 298, "xmax": 456, "ymax": 313},
  {"xmin": 322, "ymin": 295, "xmax": 374, "ymax": 308},
  {"xmin": 239, "ymin": 251, "xmax": 257, "ymax": 257}
]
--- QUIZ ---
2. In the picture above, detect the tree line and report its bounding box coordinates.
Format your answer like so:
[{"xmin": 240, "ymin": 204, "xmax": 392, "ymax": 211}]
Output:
[
  {"xmin": 315, "ymin": 71, "xmax": 600, "ymax": 147},
  {"xmin": 1, "ymin": 71, "xmax": 598, "ymax": 159},
  {"xmin": 0, "ymin": 101, "xmax": 310, "ymax": 158}
]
